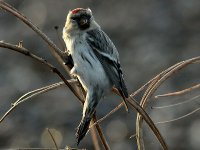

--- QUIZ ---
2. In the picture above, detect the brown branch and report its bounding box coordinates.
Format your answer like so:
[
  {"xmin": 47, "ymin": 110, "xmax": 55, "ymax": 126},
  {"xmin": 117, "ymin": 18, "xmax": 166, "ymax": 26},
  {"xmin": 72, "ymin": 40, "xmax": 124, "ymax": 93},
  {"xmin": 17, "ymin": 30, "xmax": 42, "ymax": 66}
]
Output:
[
  {"xmin": 152, "ymin": 94, "xmax": 200, "ymax": 109},
  {"xmin": 155, "ymin": 83, "xmax": 200, "ymax": 98},
  {"xmin": 0, "ymin": 41, "xmax": 82, "ymax": 102},
  {"xmin": 47, "ymin": 128, "xmax": 59, "ymax": 150},
  {"xmin": 112, "ymin": 87, "xmax": 168, "ymax": 149},
  {"xmin": 0, "ymin": 2, "xmax": 108, "ymax": 147},
  {"xmin": 155, "ymin": 107, "xmax": 200, "ymax": 124},
  {"xmin": 90, "ymin": 87, "xmax": 168, "ymax": 150},
  {"xmin": 127, "ymin": 97, "xmax": 168, "ymax": 150},
  {"xmin": 0, "ymin": 2, "xmax": 185, "ymax": 149},
  {"xmin": 14, "ymin": 148, "xmax": 85, "ymax": 150},
  {"xmin": 0, "ymin": 1, "xmax": 66, "ymax": 64},
  {"xmin": 89, "ymin": 102, "xmax": 124, "ymax": 130},
  {"xmin": 131, "ymin": 61, "xmax": 183, "ymax": 98},
  {"xmin": 0, "ymin": 82, "xmax": 70, "ymax": 123},
  {"xmin": 15, "ymin": 148, "xmax": 63, "ymax": 150},
  {"xmin": 0, "ymin": 41, "xmax": 105, "ymax": 148},
  {"xmin": 135, "ymin": 56, "xmax": 200, "ymax": 150},
  {"xmin": 0, "ymin": 1, "xmax": 106, "ymax": 146},
  {"xmin": 90, "ymin": 120, "xmax": 101, "ymax": 150},
  {"xmin": 92, "ymin": 115, "xmax": 111, "ymax": 150}
]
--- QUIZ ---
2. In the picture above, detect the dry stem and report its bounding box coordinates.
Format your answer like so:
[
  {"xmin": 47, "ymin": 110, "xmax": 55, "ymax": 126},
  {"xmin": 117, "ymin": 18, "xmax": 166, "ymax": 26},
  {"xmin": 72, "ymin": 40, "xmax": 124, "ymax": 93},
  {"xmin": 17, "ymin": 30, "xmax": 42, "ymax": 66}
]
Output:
[
  {"xmin": 47, "ymin": 128, "xmax": 59, "ymax": 150},
  {"xmin": 136, "ymin": 56, "xmax": 200, "ymax": 150},
  {"xmin": 155, "ymin": 83, "xmax": 200, "ymax": 98}
]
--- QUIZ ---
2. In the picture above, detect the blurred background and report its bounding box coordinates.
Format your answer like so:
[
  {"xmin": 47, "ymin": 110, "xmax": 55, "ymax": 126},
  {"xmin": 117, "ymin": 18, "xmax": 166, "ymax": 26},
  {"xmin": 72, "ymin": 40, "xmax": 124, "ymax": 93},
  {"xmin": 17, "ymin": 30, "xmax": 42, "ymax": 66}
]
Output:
[{"xmin": 0, "ymin": 0, "xmax": 200, "ymax": 149}]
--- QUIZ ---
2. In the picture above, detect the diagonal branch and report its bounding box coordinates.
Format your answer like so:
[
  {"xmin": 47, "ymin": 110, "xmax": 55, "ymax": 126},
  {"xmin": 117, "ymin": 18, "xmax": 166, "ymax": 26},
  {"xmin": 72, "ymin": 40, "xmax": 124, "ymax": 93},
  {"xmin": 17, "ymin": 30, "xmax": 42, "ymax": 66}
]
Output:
[
  {"xmin": 91, "ymin": 89, "xmax": 168, "ymax": 150},
  {"xmin": 0, "ymin": 41, "xmax": 82, "ymax": 102},
  {"xmin": 135, "ymin": 56, "xmax": 200, "ymax": 150},
  {"xmin": 155, "ymin": 83, "xmax": 200, "ymax": 98},
  {"xmin": 1, "ymin": 3, "xmax": 108, "ymax": 148},
  {"xmin": 152, "ymin": 94, "xmax": 200, "ymax": 109},
  {"xmin": 0, "ymin": 1, "xmax": 106, "ymax": 147},
  {"xmin": 0, "ymin": 2, "xmax": 176, "ymax": 149},
  {"xmin": 47, "ymin": 128, "xmax": 59, "ymax": 150},
  {"xmin": 155, "ymin": 107, "xmax": 200, "ymax": 124},
  {"xmin": 0, "ymin": 82, "xmax": 66, "ymax": 123}
]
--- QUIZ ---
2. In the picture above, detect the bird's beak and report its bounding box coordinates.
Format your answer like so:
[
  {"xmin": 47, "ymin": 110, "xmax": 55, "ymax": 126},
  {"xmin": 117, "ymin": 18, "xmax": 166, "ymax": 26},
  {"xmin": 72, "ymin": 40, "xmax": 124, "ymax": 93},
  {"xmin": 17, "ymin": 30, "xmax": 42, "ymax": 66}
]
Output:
[
  {"xmin": 78, "ymin": 17, "xmax": 90, "ymax": 30},
  {"xmin": 79, "ymin": 18, "xmax": 89, "ymax": 26}
]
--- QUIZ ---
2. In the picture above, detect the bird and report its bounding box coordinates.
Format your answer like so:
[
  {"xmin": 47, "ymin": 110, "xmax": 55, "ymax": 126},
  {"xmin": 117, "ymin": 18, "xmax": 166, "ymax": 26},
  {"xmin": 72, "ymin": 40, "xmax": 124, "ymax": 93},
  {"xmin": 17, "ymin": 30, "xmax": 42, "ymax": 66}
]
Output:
[{"xmin": 62, "ymin": 8, "xmax": 129, "ymax": 145}]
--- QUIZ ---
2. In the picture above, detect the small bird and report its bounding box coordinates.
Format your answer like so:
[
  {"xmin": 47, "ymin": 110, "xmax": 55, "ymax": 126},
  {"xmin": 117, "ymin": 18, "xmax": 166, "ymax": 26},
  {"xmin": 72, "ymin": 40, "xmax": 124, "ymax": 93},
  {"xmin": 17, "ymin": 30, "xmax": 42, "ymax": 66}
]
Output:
[{"xmin": 62, "ymin": 8, "xmax": 129, "ymax": 144}]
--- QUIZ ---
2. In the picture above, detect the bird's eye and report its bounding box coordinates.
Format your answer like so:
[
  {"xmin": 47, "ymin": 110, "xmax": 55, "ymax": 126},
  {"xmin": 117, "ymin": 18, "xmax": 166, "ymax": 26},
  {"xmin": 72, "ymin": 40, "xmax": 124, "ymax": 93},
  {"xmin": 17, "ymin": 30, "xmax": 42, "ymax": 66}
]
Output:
[{"xmin": 70, "ymin": 16, "xmax": 77, "ymax": 21}]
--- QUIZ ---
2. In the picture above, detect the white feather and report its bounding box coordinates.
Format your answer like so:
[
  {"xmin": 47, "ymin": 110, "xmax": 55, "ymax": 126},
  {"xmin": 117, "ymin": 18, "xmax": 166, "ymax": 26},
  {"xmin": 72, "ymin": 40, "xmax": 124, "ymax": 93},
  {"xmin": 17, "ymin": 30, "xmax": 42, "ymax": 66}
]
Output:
[{"xmin": 63, "ymin": 28, "xmax": 111, "ymax": 95}]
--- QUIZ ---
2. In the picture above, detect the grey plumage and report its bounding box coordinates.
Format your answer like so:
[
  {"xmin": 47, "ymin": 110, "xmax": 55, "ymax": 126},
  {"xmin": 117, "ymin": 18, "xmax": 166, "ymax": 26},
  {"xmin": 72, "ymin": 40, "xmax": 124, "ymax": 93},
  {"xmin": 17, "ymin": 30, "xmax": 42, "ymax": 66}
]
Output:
[
  {"xmin": 86, "ymin": 29, "xmax": 129, "ymax": 98},
  {"xmin": 62, "ymin": 8, "xmax": 128, "ymax": 145}
]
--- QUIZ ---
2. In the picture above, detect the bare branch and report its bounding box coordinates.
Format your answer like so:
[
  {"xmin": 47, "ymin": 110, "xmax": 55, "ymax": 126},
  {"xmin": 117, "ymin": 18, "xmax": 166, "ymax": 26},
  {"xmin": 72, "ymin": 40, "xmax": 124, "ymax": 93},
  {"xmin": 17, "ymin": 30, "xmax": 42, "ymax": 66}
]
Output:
[
  {"xmin": 152, "ymin": 94, "xmax": 200, "ymax": 109},
  {"xmin": 90, "ymin": 120, "xmax": 101, "ymax": 150},
  {"xmin": 15, "ymin": 148, "xmax": 64, "ymax": 150},
  {"xmin": 47, "ymin": 128, "xmax": 59, "ymax": 150},
  {"xmin": 89, "ymin": 102, "xmax": 124, "ymax": 130},
  {"xmin": 0, "ymin": 41, "xmax": 82, "ymax": 102},
  {"xmin": 135, "ymin": 56, "xmax": 200, "ymax": 150},
  {"xmin": 0, "ymin": 2, "xmax": 111, "ymax": 149},
  {"xmin": 112, "ymin": 87, "xmax": 168, "ymax": 149},
  {"xmin": 0, "ymin": 1, "xmax": 66, "ymax": 61},
  {"xmin": 92, "ymin": 115, "xmax": 111, "ymax": 150},
  {"xmin": 0, "ymin": 82, "xmax": 66, "ymax": 123},
  {"xmin": 155, "ymin": 83, "xmax": 200, "ymax": 98},
  {"xmin": 127, "ymin": 97, "xmax": 168, "ymax": 150},
  {"xmin": 155, "ymin": 107, "xmax": 200, "ymax": 124}
]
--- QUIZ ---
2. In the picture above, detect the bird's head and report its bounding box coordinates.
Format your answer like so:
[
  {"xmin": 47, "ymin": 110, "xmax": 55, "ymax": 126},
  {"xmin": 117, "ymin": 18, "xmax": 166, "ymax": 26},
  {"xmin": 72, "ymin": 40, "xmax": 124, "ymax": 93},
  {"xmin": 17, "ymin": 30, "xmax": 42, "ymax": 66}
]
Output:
[{"xmin": 64, "ymin": 8, "xmax": 99, "ymax": 33}]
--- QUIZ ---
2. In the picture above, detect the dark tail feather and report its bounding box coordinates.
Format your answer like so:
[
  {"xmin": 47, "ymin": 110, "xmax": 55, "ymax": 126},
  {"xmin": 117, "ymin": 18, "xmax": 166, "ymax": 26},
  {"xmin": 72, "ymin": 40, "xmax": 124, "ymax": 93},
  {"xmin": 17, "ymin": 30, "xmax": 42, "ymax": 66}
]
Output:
[{"xmin": 76, "ymin": 116, "xmax": 91, "ymax": 145}]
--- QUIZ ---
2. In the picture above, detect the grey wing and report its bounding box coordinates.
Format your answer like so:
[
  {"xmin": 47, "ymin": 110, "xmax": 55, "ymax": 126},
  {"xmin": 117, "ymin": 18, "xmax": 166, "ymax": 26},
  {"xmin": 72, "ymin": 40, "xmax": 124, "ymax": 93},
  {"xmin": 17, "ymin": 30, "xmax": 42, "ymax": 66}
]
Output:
[{"xmin": 86, "ymin": 29, "xmax": 128, "ymax": 98}]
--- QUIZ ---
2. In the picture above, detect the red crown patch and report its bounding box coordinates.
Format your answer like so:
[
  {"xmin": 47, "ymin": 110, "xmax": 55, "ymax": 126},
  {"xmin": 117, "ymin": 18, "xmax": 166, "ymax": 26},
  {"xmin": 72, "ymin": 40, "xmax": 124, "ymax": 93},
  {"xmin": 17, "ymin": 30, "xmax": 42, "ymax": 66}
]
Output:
[{"xmin": 71, "ymin": 8, "xmax": 83, "ymax": 14}]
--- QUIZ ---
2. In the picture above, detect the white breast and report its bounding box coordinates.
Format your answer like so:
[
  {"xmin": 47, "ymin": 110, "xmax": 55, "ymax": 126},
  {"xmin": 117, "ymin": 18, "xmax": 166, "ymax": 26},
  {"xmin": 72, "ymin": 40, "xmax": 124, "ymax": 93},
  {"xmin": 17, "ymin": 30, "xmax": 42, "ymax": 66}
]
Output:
[{"xmin": 63, "ymin": 32, "xmax": 111, "ymax": 93}]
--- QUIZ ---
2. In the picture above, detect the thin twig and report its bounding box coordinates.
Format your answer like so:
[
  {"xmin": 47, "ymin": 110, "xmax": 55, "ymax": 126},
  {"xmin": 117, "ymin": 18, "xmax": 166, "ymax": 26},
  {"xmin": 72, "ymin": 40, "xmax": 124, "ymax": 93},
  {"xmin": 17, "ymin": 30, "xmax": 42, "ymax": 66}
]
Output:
[
  {"xmin": 89, "ymin": 102, "xmax": 124, "ymax": 130},
  {"xmin": 16, "ymin": 148, "xmax": 64, "ymax": 150},
  {"xmin": 90, "ymin": 119, "xmax": 101, "ymax": 150},
  {"xmin": 112, "ymin": 87, "xmax": 168, "ymax": 149},
  {"xmin": 47, "ymin": 128, "xmax": 59, "ymax": 150},
  {"xmin": 152, "ymin": 94, "xmax": 200, "ymax": 109},
  {"xmin": 0, "ymin": 2, "xmax": 110, "ymax": 149},
  {"xmin": 130, "ymin": 105, "xmax": 200, "ymax": 138},
  {"xmin": 92, "ymin": 114, "xmax": 111, "ymax": 150},
  {"xmin": 66, "ymin": 146, "xmax": 86, "ymax": 150},
  {"xmin": 0, "ymin": 42, "xmax": 107, "ymax": 149},
  {"xmin": 131, "ymin": 61, "xmax": 183, "ymax": 98},
  {"xmin": 155, "ymin": 107, "xmax": 200, "ymax": 124},
  {"xmin": 127, "ymin": 97, "xmax": 168, "ymax": 150},
  {"xmin": 12, "ymin": 82, "xmax": 64, "ymax": 105},
  {"xmin": 155, "ymin": 83, "xmax": 200, "ymax": 98},
  {"xmin": 135, "ymin": 56, "xmax": 200, "ymax": 150},
  {"xmin": 0, "ymin": 41, "xmax": 82, "ymax": 102},
  {"xmin": 0, "ymin": 1, "xmax": 66, "ymax": 61},
  {"xmin": 0, "ymin": 82, "xmax": 66, "ymax": 123}
]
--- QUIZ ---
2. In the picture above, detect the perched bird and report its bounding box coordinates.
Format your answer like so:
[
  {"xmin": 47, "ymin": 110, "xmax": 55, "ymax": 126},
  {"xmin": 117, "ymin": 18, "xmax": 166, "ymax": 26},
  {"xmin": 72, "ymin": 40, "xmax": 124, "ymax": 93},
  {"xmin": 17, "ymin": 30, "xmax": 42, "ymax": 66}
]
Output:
[{"xmin": 62, "ymin": 8, "xmax": 129, "ymax": 144}]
